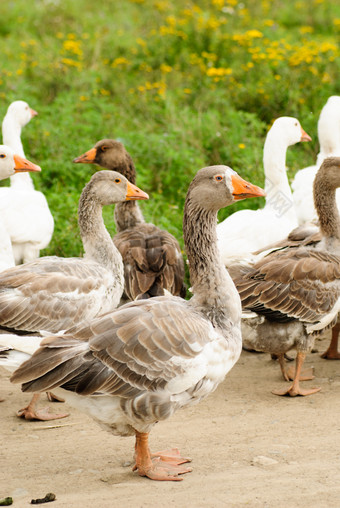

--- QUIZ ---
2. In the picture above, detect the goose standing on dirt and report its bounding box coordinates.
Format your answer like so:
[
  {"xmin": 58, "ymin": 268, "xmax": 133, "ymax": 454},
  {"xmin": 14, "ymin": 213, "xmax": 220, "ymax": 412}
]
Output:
[
  {"xmin": 217, "ymin": 117, "xmax": 311, "ymax": 266},
  {"xmin": 0, "ymin": 145, "xmax": 41, "ymax": 271},
  {"xmin": 230, "ymin": 157, "xmax": 340, "ymax": 396},
  {"xmin": 292, "ymin": 96, "xmax": 340, "ymax": 225},
  {"xmin": 73, "ymin": 139, "xmax": 186, "ymax": 300},
  {"xmin": 0, "ymin": 100, "xmax": 54, "ymax": 264},
  {"xmin": 0, "ymin": 170, "xmax": 148, "ymax": 419},
  {"xmin": 2, "ymin": 165, "xmax": 265, "ymax": 481}
]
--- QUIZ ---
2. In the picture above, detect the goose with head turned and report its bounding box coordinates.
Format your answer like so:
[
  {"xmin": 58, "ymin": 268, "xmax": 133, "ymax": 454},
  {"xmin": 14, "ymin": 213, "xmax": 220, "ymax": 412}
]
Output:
[
  {"xmin": 1, "ymin": 165, "xmax": 265, "ymax": 481},
  {"xmin": 0, "ymin": 100, "xmax": 54, "ymax": 264},
  {"xmin": 0, "ymin": 170, "xmax": 148, "ymax": 420},
  {"xmin": 0, "ymin": 145, "xmax": 41, "ymax": 271},
  {"xmin": 217, "ymin": 116, "xmax": 311, "ymax": 266},
  {"xmin": 73, "ymin": 139, "xmax": 186, "ymax": 300},
  {"xmin": 292, "ymin": 96, "xmax": 340, "ymax": 225},
  {"xmin": 230, "ymin": 156, "xmax": 340, "ymax": 396}
]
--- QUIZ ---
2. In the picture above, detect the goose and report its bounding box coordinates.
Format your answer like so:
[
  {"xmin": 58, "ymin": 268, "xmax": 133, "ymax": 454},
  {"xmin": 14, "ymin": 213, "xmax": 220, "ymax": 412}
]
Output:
[
  {"xmin": 2, "ymin": 165, "xmax": 265, "ymax": 481},
  {"xmin": 0, "ymin": 170, "xmax": 148, "ymax": 420},
  {"xmin": 73, "ymin": 139, "xmax": 186, "ymax": 300},
  {"xmin": 292, "ymin": 96, "xmax": 340, "ymax": 225},
  {"xmin": 0, "ymin": 145, "xmax": 41, "ymax": 271},
  {"xmin": 230, "ymin": 157, "xmax": 340, "ymax": 396},
  {"xmin": 216, "ymin": 117, "xmax": 311, "ymax": 266},
  {"xmin": 0, "ymin": 100, "xmax": 54, "ymax": 264}
]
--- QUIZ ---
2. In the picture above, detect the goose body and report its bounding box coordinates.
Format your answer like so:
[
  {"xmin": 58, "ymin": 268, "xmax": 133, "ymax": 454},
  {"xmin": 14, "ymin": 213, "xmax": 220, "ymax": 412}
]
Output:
[
  {"xmin": 292, "ymin": 96, "xmax": 340, "ymax": 225},
  {"xmin": 217, "ymin": 117, "xmax": 311, "ymax": 266},
  {"xmin": 73, "ymin": 139, "xmax": 186, "ymax": 300},
  {"xmin": 231, "ymin": 157, "xmax": 340, "ymax": 396},
  {"xmin": 5, "ymin": 165, "xmax": 265, "ymax": 480},
  {"xmin": 0, "ymin": 100, "xmax": 54, "ymax": 264},
  {"xmin": 0, "ymin": 145, "xmax": 41, "ymax": 271}
]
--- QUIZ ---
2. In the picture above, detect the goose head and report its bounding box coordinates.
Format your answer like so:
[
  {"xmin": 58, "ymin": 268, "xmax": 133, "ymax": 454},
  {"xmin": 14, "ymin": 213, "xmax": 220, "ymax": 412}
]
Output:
[
  {"xmin": 84, "ymin": 170, "xmax": 149, "ymax": 206},
  {"xmin": 268, "ymin": 117, "xmax": 311, "ymax": 147},
  {"xmin": 73, "ymin": 139, "xmax": 126, "ymax": 169},
  {"xmin": 0, "ymin": 145, "xmax": 41, "ymax": 181},
  {"xmin": 187, "ymin": 165, "xmax": 265, "ymax": 212},
  {"xmin": 4, "ymin": 100, "xmax": 38, "ymax": 128}
]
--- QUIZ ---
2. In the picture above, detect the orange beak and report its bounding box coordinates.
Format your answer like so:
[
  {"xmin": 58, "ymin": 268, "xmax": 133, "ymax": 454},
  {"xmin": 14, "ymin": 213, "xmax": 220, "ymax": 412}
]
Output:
[
  {"xmin": 30, "ymin": 108, "xmax": 38, "ymax": 118},
  {"xmin": 126, "ymin": 181, "xmax": 149, "ymax": 201},
  {"xmin": 13, "ymin": 154, "xmax": 41, "ymax": 173},
  {"xmin": 300, "ymin": 127, "xmax": 312, "ymax": 142},
  {"xmin": 73, "ymin": 147, "xmax": 96, "ymax": 164},
  {"xmin": 231, "ymin": 174, "xmax": 265, "ymax": 201}
]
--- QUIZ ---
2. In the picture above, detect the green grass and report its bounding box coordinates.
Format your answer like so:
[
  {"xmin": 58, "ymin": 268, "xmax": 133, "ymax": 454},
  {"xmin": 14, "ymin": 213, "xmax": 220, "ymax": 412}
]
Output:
[{"xmin": 0, "ymin": 0, "xmax": 340, "ymax": 285}]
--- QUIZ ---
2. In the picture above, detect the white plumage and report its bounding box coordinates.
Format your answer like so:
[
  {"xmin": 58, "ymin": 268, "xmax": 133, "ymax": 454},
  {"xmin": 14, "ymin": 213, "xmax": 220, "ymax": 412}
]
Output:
[
  {"xmin": 217, "ymin": 117, "xmax": 311, "ymax": 266},
  {"xmin": 0, "ymin": 100, "xmax": 54, "ymax": 264}
]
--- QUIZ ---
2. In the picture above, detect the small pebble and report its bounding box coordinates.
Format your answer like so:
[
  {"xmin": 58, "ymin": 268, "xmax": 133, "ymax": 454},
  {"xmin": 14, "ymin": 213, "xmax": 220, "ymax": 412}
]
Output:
[{"xmin": 251, "ymin": 455, "xmax": 278, "ymax": 466}]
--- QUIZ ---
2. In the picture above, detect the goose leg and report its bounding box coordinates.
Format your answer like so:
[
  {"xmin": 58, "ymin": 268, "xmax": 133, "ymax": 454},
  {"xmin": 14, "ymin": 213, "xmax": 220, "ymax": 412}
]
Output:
[
  {"xmin": 321, "ymin": 324, "xmax": 340, "ymax": 359},
  {"xmin": 272, "ymin": 352, "xmax": 321, "ymax": 397},
  {"xmin": 132, "ymin": 431, "xmax": 192, "ymax": 481},
  {"xmin": 17, "ymin": 393, "xmax": 69, "ymax": 421},
  {"xmin": 277, "ymin": 353, "xmax": 314, "ymax": 382}
]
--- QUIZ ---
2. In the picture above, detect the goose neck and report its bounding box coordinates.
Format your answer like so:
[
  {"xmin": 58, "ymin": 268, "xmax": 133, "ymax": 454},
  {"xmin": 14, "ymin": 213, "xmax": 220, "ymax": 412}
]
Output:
[
  {"xmin": 114, "ymin": 201, "xmax": 145, "ymax": 232},
  {"xmin": 183, "ymin": 199, "xmax": 241, "ymax": 328},
  {"xmin": 314, "ymin": 178, "xmax": 340, "ymax": 241},
  {"xmin": 78, "ymin": 192, "xmax": 124, "ymax": 279}
]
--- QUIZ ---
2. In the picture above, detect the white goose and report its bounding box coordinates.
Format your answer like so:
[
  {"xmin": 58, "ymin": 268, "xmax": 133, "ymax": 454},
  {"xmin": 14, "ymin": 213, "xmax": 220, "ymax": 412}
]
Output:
[
  {"xmin": 1, "ymin": 165, "xmax": 265, "ymax": 481},
  {"xmin": 0, "ymin": 100, "xmax": 54, "ymax": 264},
  {"xmin": 0, "ymin": 145, "xmax": 41, "ymax": 271},
  {"xmin": 0, "ymin": 170, "xmax": 148, "ymax": 420},
  {"xmin": 217, "ymin": 117, "xmax": 311, "ymax": 266},
  {"xmin": 292, "ymin": 96, "xmax": 340, "ymax": 225}
]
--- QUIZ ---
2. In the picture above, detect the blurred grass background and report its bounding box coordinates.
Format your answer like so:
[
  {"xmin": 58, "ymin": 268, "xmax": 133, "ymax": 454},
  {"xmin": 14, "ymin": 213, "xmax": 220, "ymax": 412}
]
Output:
[{"xmin": 0, "ymin": 0, "xmax": 339, "ymax": 271}]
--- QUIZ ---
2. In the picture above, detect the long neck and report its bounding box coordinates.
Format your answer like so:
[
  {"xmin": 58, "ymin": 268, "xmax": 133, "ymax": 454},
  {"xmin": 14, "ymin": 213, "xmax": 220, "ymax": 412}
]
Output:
[
  {"xmin": 2, "ymin": 115, "xmax": 34, "ymax": 190},
  {"xmin": 78, "ymin": 191, "xmax": 124, "ymax": 280},
  {"xmin": 263, "ymin": 134, "xmax": 295, "ymax": 221},
  {"xmin": 114, "ymin": 201, "xmax": 145, "ymax": 232},
  {"xmin": 183, "ymin": 198, "xmax": 241, "ymax": 329},
  {"xmin": 314, "ymin": 178, "xmax": 340, "ymax": 241}
]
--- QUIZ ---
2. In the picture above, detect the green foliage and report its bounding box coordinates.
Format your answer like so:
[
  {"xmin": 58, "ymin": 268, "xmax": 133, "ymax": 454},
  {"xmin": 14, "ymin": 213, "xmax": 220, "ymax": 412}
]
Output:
[{"xmin": 0, "ymin": 0, "xmax": 339, "ymax": 289}]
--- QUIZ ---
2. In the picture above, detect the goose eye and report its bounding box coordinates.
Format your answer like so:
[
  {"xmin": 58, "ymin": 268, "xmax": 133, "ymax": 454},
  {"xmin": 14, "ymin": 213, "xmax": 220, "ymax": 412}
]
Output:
[
  {"xmin": 214, "ymin": 175, "xmax": 223, "ymax": 181},
  {"xmin": 101, "ymin": 146, "xmax": 109, "ymax": 151},
  {"xmin": 0, "ymin": 154, "xmax": 6, "ymax": 158},
  {"xmin": 114, "ymin": 178, "xmax": 121, "ymax": 183}
]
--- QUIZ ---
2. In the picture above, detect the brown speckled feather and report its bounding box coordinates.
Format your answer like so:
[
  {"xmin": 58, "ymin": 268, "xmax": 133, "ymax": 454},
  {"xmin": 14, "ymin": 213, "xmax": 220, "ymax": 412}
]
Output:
[
  {"xmin": 12, "ymin": 296, "xmax": 212, "ymax": 397},
  {"xmin": 231, "ymin": 246, "xmax": 340, "ymax": 325}
]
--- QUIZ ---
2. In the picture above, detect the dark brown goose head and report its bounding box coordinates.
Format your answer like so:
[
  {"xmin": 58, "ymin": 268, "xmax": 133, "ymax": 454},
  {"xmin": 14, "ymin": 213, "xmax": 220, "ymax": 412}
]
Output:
[{"xmin": 73, "ymin": 139, "xmax": 136, "ymax": 183}]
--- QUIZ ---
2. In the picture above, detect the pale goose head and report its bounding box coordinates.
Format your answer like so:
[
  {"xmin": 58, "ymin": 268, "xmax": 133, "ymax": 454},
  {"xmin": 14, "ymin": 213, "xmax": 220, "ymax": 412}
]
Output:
[
  {"xmin": 0, "ymin": 145, "xmax": 41, "ymax": 180},
  {"xmin": 266, "ymin": 116, "xmax": 311, "ymax": 149},
  {"xmin": 4, "ymin": 100, "xmax": 38, "ymax": 129}
]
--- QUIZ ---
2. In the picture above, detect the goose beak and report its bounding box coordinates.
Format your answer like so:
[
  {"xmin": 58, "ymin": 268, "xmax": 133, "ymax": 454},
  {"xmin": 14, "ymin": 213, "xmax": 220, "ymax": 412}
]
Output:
[
  {"xmin": 231, "ymin": 174, "xmax": 265, "ymax": 201},
  {"xmin": 13, "ymin": 154, "xmax": 41, "ymax": 173},
  {"xmin": 300, "ymin": 128, "xmax": 312, "ymax": 142},
  {"xmin": 30, "ymin": 108, "xmax": 38, "ymax": 117},
  {"xmin": 73, "ymin": 148, "xmax": 96, "ymax": 164},
  {"xmin": 126, "ymin": 181, "xmax": 149, "ymax": 201}
]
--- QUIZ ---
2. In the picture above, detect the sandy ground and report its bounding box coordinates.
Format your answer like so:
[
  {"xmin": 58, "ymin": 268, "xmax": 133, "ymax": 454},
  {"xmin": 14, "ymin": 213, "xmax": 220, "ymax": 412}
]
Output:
[{"xmin": 1, "ymin": 334, "xmax": 340, "ymax": 508}]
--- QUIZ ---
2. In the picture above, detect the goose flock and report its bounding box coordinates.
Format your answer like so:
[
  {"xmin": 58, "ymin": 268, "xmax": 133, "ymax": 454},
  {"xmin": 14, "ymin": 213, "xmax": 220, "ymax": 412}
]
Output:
[{"xmin": 0, "ymin": 97, "xmax": 340, "ymax": 482}]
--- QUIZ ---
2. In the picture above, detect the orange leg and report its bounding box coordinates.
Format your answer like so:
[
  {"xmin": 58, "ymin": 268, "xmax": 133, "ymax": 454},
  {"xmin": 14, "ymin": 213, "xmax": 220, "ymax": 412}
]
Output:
[
  {"xmin": 277, "ymin": 353, "xmax": 314, "ymax": 382},
  {"xmin": 272, "ymin": 352, "xmax": 321, "ymax": 397},
  {"xmin": 132, "ymin": 431, "xmax": 192, "ymax": 481},
  {"xmin": 17, "ymin": 393, "xmax": 69, "ymax": 421},
  {"xmin": 321, "ymin": 324, "xmax": 340, "ymax": 359}
]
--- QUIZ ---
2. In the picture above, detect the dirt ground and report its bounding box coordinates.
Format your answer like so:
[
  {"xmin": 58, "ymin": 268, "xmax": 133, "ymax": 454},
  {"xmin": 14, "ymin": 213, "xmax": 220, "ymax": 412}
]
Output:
[{"xmin": 1, "ymin": 334, "xmax": 340, "ymax": 508}]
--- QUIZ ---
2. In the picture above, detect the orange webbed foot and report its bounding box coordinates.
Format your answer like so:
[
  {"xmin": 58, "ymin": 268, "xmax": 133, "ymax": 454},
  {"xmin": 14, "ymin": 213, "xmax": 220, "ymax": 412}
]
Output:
[
  {"xmin": 17, "ymin": 406, "xmax": 69, "ymax": 421},
  {"xmin": 272, "ymin": 385, "xmax": 321, "ymax": 397},
  {"xmin": 133, "ymin": 456, "xmax": 193, "ymax": 481},
  {"xmin": 46, "ymin": 391, "xmax": 65, "ymax": 402}
]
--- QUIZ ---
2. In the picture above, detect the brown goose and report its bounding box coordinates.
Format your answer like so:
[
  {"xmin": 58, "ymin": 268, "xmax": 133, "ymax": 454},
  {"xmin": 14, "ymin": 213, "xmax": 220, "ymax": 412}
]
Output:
[
  {"xmin": 3, "ymin": 165, "xmax": 264, "ymax": 481},
  {"xmin": 230, "ymin": 156, "xmax": 340, "ymax": 396},
  {"xmin": 0, "ymin": 170, "xmax": 148, "ymax": 419},
  {"xmin": 73, "ymin": 139, "xmax": 186, "ymax": 300}
]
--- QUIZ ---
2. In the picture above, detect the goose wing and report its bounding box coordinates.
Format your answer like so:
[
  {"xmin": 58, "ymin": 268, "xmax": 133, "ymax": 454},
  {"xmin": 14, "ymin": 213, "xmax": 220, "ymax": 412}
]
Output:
[
  {"xmin": 231, "ymin": 247, "xmax": 340, "ymax": 326},
  {"xmin": 114, "ymin": 224, "xmax": 185, "ymax": 299},
  {"xmin": 0, "ymin": 256, "xmax": 120, "ymax": 333},
  {"xmin": 11, "ymin": 296, "xmax": 218, "ymax": 400}
]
